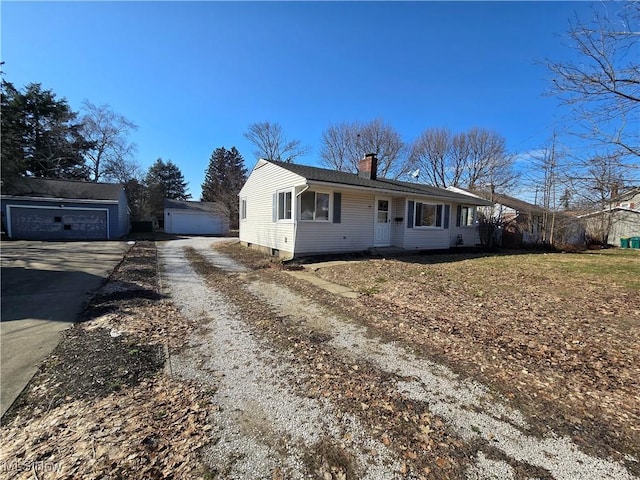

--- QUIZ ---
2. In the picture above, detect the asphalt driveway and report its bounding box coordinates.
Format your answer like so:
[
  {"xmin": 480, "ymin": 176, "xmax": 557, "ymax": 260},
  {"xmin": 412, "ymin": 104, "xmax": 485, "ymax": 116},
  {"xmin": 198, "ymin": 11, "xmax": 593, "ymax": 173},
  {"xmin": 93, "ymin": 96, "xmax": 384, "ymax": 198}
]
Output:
[{"xmin": 1, "ymin": 240, "xmax": 130, "ymax": 417}]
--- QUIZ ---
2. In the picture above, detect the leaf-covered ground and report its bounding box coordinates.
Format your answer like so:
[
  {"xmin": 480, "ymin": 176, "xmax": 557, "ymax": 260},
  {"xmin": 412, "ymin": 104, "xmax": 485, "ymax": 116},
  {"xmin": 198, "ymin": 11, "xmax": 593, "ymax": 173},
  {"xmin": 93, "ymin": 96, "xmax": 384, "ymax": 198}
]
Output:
[
  {"xmin": 305, "ymin": 249, "xmax": 640, "ymax": 463},
  {"xmin": 3, "ymin": 240, "xmax": 637, "ymax": 479},
  {"xmin": 0, "ymin": 242, "xmax": 214, "ymax": 479}
]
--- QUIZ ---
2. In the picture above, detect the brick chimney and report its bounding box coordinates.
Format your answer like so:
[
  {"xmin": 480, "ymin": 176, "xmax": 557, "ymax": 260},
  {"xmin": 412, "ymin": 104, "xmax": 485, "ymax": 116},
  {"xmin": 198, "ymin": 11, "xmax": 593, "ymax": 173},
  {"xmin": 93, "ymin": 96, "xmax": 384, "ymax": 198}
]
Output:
[{"xmin": 358, "ymin": 153, "xmax": 378, "ymax": 180}]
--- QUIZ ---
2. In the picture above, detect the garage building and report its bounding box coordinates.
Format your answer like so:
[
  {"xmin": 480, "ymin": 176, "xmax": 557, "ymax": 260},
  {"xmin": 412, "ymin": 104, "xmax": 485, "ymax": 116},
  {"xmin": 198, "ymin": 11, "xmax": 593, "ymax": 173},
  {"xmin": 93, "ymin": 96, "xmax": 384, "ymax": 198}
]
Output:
[
  {"xmin": 1, "ymin": 177, "xmax": 130, "ymax": 240},
  {"xmin": 164, "ymin": 199, "xmax": 229, "ymax": 235}
]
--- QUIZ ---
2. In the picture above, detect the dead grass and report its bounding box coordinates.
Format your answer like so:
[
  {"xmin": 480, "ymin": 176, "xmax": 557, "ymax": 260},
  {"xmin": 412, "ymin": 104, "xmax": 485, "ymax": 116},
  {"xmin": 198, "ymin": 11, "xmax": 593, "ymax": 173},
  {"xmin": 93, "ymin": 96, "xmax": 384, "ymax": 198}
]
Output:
[
  {"xmin": 309, "ymin": 248, "xmax": 640, "ymax": 461},
  {"xmin": 215, "ymin": 242, "xmax": 640, "ymax": 464}
]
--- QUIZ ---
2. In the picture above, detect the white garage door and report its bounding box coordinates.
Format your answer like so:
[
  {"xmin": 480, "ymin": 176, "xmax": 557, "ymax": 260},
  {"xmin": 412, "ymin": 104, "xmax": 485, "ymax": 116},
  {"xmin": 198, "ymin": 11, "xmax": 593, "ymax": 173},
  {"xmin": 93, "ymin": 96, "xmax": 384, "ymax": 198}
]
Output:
[{"xmin": 168, "ymin": 212, "xmax": 223, "ymax": 235}]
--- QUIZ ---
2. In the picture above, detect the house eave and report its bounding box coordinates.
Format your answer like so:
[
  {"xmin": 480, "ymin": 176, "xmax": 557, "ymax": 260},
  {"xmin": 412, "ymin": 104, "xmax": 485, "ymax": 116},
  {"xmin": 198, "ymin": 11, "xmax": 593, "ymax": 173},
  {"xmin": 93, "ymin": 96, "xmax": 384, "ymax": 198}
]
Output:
[
  {"xmin": 577, "ymin": 207, "xmax": 640, "ymax": 218},
  {"xmin": 305, "ymin": 180, "xmax": 492, "ymax": 205},
  {"xmin": 0, "ymin": 194, "xmax": 119, "ymax": 204}
]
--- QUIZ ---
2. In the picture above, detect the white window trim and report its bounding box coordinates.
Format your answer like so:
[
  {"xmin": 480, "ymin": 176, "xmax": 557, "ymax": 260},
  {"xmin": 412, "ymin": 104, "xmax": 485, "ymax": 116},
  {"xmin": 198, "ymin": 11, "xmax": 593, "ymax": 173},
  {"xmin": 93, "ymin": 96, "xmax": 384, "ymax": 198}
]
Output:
[
  {"xmin": 414, "ymin": 201, "xmax": 444, "ymax": 229},
  {"xmin": 298, "ymin": 189, "xmax": 332, "ymax": 222},
  {"xmin": 240, "ymin": 198, "xmax": 247, "ymax": 221},
  {"xmin": 459, "ymin": 205, "xmax": 476, "ymax": 228},
  {"xmin": 276, "ymin": 188, "xmax": 294, "ymax": 223}
]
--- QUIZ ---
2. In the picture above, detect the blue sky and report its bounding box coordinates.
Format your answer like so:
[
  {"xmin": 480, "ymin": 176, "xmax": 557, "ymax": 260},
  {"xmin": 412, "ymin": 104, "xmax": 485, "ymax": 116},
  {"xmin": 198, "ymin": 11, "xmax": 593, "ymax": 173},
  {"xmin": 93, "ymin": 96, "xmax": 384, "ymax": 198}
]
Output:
[{"xmin": 2, "ymin": 1, "xmax": 603, "ymax": 199}]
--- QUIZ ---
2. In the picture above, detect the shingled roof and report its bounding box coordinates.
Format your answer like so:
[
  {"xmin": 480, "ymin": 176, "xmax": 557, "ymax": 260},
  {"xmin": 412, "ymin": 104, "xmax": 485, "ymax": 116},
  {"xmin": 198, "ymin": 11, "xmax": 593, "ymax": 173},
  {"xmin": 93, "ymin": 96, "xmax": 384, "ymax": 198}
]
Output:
[
  {"xmin": 1, "ymin": 177, "xmax": 123, "ymax": 201},
  {"xmin": 268, "ymin": 160, "xmax": 492, "ymax": 205},
  {"xmin": 164, "ymin": 199, "xmax": 229, "ymax": 215},
  {"xmin": 481, "ymin": 191, "xmax": 545, "ymax": 215}
]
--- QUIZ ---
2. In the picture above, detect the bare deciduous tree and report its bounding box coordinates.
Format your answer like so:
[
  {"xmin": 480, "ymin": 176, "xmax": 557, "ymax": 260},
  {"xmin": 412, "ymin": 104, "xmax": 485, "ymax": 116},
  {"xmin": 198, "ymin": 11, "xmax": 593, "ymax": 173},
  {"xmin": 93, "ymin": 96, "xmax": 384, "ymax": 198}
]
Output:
[
  {"xmin": 409, "ymin": 128, "xmax": 451, "ymax": 187},
  {"xmin": 546, "ymin": 4, "xmax": 639, "ymax": 158},
  {"xmin": 320, "ymin": 122, "xmax": 355, "ymax": 172},
  {"xmin": 244, "ymin": 121, "xmax": 308, "ymax": 163},
  {"xmin": 410, "ymin": 127, "xmax": 516, "ymax": 190},
  {"xmin": 465, "ymin": 128, "xmax": 516, "ymax": 192},
  {"xmin": 81, "ymin": 101, "xmax": 138, "ymax": 183},
  {"xmin": 569, "ymin": 152, "xmax": 626, "ymax": 244},
  {"xmin": 320, "ymin": 118, "xmax": 408, "ymax": 179}
]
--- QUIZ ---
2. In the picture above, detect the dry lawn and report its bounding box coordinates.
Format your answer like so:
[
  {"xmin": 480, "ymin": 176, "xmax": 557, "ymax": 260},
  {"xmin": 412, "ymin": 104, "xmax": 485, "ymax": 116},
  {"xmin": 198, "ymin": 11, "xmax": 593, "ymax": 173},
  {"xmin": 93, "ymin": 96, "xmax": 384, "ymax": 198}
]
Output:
[{"xmin": 310, "ymin": 248, "xmax": 640, "ymax": 460}]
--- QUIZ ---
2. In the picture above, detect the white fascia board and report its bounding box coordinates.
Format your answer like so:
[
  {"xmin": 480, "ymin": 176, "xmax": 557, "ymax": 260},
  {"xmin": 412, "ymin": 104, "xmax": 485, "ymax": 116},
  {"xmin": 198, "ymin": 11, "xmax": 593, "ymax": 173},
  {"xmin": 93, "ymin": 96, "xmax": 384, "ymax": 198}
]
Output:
[{"xmin": 305, "ymin": 180, "xmax": 491, "ymax": 205}]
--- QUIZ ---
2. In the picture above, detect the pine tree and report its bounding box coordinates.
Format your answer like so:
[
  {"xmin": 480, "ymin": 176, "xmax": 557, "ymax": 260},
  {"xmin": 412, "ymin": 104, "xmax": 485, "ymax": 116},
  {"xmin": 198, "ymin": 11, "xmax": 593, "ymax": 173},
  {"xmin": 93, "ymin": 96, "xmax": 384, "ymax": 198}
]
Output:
[
  {"xmin": 201, "ymin": 147, "xmax": 247, "ymax": 228},
  {"xmin": 1, "ymin": 80, "xmax": 91, "ymax": 184},
  {"xmin": 145, "ymin": 158, "xmax": 190, "ymax": 223}
]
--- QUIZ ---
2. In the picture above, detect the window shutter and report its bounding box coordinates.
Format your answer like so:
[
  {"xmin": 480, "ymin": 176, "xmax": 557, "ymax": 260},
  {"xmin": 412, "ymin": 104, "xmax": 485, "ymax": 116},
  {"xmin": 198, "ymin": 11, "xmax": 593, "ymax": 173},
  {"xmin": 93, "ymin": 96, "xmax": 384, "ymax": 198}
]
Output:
[
  {"xmin": 456, "ymin": 205, "xmax": 462, "ymax": 227},
  {"xmin": 407, "ymin": 201, "xmax": 414, "ymax": 228},
  {"xmin": 272, "ymin": 193, "xmax": 277, "ymax": 222},
  {"xmin": 436, "ymin": 205, "xmax": 443, "ymax": 227},
  {"xmin": 333, "ymin": 192, "xmax": 342, "ymax": 223},
  {"xmin": 444, "ymin": 205, "xmax": 450, "ymax": 229}
]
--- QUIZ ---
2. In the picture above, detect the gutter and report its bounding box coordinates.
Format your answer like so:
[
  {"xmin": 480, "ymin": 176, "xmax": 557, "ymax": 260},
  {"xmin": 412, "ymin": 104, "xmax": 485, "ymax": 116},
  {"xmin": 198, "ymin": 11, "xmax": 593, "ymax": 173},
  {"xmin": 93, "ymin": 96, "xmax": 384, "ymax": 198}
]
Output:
[
  {"xmin": 0, "ymin": 195, "xmax": 119, "ymax": 204},
  {"xmin": 305, "ymin": 180, "xmax": 492, "ymax": 206}
]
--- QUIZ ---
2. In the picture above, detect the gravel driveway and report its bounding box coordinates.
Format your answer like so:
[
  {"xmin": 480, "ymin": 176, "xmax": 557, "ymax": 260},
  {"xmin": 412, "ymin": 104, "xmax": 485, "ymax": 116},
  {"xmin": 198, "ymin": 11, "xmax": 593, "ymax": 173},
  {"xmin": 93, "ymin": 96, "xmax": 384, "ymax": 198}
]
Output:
[{"xmin": 158, "ymin": 238, "xmax": 635, "ymax": 480}]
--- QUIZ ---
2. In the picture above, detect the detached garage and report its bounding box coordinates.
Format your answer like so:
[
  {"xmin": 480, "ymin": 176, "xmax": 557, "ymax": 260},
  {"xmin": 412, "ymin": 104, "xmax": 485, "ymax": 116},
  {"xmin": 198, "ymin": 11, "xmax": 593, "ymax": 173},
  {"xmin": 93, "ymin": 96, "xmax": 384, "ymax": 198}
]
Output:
[
  {"xmin": 1, "ymin": 178, "xmax": 130, "ymax": 240},
  {"xmin": 164, "ymin": 199, "xmax": 229, "ymax": 235}
]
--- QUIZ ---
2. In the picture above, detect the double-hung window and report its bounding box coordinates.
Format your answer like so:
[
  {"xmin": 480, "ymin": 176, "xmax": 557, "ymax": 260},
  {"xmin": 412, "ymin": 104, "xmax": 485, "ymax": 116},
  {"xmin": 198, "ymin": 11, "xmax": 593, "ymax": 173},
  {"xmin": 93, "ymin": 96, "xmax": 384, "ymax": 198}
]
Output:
[
  {"xmin": 277, "ymin": 190, "xmax": 292, "ymax": 220},
  {"xmin": 459, "ymin": 206, "xmax": 475, "ymax": 226},
  {"xmin": 415, "ymin": 202, "xmax": 443, "ymax": 228},
  {"xmin": 240, "ymin": 198, "xmax": 247, "ymax": 220},
  {"xmin": 300, "ymin": 190, "xmax": 330, "ymax": 221}
]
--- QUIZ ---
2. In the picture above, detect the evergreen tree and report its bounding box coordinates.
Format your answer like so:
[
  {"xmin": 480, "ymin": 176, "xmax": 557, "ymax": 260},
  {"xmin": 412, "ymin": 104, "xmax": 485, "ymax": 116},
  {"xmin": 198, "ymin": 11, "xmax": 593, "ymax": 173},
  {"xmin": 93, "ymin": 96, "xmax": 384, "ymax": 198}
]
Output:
[
  {"xmin": 201, "ymin": 147, "xmax": 247, "ymax": 229},
  {"xmin": 145, "ymin": 158, "xmax": 190, "ymax": 223},
  {"xmin": 1, "ymin": 80, "xmax": 90, "ymax": 184},
  {"xmin": 123, "ymin": 177, "xmax": 147, "ymax": 222}
]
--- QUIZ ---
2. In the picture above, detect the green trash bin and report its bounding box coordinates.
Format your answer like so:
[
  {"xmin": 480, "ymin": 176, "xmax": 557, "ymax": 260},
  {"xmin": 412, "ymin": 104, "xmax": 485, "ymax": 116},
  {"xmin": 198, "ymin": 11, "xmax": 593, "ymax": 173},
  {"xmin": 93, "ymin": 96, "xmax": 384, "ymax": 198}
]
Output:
[
  {"xmin": 620, "ymin": 237, "xmax": 630, "ymax": 248},
  {"xmin": 631, "ymin": 237, "xmax": 640, "ymax": 249}
]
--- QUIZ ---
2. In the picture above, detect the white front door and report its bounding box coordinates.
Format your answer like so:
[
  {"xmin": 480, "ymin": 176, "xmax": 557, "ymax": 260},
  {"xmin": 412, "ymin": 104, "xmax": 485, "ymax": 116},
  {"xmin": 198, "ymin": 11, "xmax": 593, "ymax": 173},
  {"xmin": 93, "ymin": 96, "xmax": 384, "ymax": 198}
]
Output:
[{"xmin": 374, "ymin": 197, "xmax": 391, "ymax": 247}]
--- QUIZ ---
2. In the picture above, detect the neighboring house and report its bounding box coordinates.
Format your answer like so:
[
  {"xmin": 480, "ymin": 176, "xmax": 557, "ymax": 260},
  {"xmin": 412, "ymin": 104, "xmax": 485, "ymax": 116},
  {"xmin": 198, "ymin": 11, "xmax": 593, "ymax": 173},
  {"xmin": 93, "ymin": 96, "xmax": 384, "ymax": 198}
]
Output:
[
  {"xmin": 238, "ymin": 155, "xmax": 491, "ymax": 258},
  {"xmin": 453, "ymin": 188, "xmax": 585, "ymax": 248},
  {"xmin": 0, "ymin": 177, "xmax": 130, "ymax": 240},
  {"xmin": 476, "ymin": 192, "xmax": 546, "ymax": 248},
  {"xmin": 163, "ymin": 199, "xmax": 229, "ymax": 235},
  {"xmin": 578, "ymin": 187, "xmax": 640, "ymax": 244}
]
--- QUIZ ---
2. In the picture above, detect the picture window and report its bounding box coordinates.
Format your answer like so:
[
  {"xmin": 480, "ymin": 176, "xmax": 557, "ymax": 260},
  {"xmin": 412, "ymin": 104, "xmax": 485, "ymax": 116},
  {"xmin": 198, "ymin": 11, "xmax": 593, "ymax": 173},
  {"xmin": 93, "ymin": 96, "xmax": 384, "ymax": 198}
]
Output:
[
  {"xmin": 300, "ymin": 191, "xmax": 330, "ymax": 221},
  {"xmin": 415, "ymin": 202, "xmax": 443, "ymax": 228}
]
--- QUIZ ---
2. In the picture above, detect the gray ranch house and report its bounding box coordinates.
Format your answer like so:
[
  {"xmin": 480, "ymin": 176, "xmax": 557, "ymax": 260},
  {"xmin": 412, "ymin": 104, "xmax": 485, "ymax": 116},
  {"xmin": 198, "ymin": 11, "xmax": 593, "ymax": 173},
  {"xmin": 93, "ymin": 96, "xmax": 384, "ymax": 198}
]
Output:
[
  {"xmin": 1, "ymin": 177, "xmax": 130, "ymax": 240},
  {"xmin": 578, "ymin": 187, "xmax": 640, "ymax": 244},
  {"xmin": 238, "ymin": 155, "xmax": 491, "ymax": 258}
]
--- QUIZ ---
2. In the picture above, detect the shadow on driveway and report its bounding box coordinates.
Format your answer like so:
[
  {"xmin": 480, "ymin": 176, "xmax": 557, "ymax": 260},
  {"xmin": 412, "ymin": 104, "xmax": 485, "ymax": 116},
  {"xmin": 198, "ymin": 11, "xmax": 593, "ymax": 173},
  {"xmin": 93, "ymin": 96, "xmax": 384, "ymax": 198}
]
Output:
[{"xmin": 1, "ymin": 241, "xmax": 129, "ymax": 418}]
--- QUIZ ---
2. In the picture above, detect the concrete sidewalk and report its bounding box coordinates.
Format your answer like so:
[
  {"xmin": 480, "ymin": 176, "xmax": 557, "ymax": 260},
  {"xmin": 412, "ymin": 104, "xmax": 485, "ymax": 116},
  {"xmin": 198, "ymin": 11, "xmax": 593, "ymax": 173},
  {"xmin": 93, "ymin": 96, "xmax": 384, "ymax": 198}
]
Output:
[
  {"xmin": 1, "ymin": 241, "xmax": 129, "ymax": 418},
  {"xmin": 285, "ymin": 261, "xmax": 359, "ymax": 299}
]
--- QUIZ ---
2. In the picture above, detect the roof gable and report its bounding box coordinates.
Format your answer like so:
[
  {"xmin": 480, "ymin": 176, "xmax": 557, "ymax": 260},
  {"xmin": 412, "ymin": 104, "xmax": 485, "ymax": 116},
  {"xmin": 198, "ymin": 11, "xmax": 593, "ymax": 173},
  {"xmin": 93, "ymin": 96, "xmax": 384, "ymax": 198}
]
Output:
[
  {"xmin": 1, "ymin": 177, "xmax": 123, "ymax": 201},
  {"xmin": 267, "ymin": 160, "xmax": 491, "ymax": 205}
]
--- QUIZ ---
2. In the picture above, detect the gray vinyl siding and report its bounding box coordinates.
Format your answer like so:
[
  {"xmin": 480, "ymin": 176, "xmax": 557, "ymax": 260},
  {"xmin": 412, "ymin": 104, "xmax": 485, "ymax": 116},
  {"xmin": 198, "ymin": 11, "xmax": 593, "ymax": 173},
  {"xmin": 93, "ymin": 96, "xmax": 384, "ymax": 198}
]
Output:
[
  {"xmin": 401, "ymin": 200, "xmax": 451, "ymax": 250},
  {"xmin": 449, "ymin": 223, "xmax": 480, "ymax": 246},
  {"xmin": 239, "ymin": 161, "xmax": 305, "ymax": 254},
  {"xmin": 294, "ymin": 190, "xmax": 375, "ymax": 255},
  {"xmin": 1, "ymin": 183, "xmax": 130, "ymax": 240},
  {"xmin": 403, "ymin": 225, "xmax": 450, "ymax": 250},
  {"xmin": 609, "ymin": 210, "xmax": 640, "ymax": 239}
]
